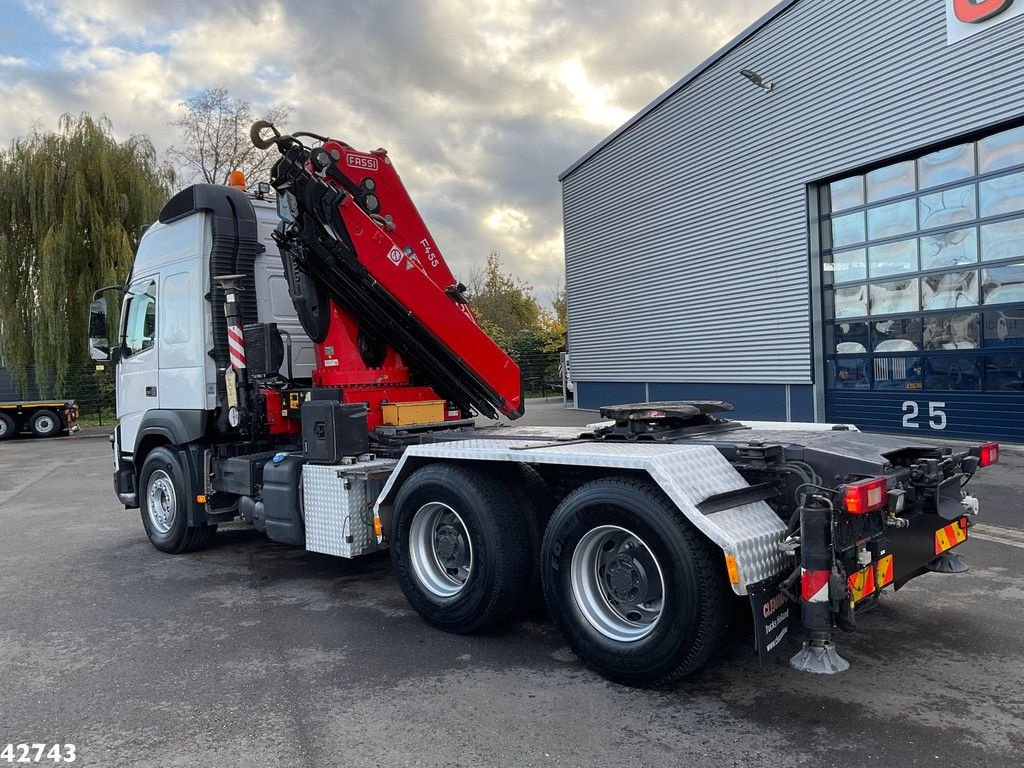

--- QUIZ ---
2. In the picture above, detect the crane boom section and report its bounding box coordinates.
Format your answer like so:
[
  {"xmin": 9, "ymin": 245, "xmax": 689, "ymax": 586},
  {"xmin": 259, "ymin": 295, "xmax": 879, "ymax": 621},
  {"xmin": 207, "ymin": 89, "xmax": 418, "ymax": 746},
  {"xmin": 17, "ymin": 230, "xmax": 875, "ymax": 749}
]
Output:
[{"xmin": 266, "ymin": 132, "xmax": 524, "ymax": 421}]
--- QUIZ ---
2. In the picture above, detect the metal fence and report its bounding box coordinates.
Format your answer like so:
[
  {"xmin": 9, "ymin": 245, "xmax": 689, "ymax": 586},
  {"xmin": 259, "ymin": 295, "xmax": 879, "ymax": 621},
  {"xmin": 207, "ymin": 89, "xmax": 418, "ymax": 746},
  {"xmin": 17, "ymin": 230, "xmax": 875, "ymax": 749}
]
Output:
[{"xmin": 0, "ymin": 348, "xmax": 567, "ymax": 428}]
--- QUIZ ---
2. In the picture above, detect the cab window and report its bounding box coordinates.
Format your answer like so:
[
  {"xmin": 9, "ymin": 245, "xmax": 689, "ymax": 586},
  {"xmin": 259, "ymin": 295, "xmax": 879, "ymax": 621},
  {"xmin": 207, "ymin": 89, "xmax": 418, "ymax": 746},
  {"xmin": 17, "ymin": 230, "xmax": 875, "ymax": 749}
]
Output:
[{"xmin": 123, "ymin": 281, "xmax": 157, "ymax": 356}]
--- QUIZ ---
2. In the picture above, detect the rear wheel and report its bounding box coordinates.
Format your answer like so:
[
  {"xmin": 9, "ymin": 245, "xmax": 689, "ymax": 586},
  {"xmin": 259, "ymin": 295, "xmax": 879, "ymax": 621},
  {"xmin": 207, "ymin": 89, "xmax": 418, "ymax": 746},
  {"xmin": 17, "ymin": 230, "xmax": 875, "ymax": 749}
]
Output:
[
  {"xmin": 390, "ymin": 463, "xmax": 531, "ymax": 634},
  {"xmin": 541, "ymin": 476, "xmax": 730, "ymax": 687},
  {"xmin": 500, "ymin": 464, "xmax": 554, "ymax": 614},
  {"xmin": 29, "ymin": 409, "xmax": 60, "ymax": 438},
  {"xmin": 139, "ymin": 447, "xmax": 216, "ymax": 554},
  {"xmin": 0, "ymin": 413, "xmax": 15, "ymax": 441}
]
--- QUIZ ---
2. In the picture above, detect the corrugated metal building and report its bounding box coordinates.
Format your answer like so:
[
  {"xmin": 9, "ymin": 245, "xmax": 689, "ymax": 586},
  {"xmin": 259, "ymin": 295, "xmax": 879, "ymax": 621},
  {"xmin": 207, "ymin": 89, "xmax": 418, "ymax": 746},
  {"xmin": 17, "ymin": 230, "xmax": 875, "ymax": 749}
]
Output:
[{"xmin": 560, "ymin": 0, "xmax": 1024, "ymax": 442}]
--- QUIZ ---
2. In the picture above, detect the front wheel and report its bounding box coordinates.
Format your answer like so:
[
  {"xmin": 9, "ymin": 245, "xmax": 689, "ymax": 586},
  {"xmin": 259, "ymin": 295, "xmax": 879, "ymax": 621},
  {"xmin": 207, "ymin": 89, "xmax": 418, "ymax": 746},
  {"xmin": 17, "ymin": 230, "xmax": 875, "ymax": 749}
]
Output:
[
  {"xmin": 390, "ymin": 463, "xmax": 531, "ymax": 634},
  {"xmin": 139, "ymin": 447, "xmax": 216, "ymax": 554},
  {"xmin": 541, "ymin": 477, "xmax": 730, "ymax": 687}
]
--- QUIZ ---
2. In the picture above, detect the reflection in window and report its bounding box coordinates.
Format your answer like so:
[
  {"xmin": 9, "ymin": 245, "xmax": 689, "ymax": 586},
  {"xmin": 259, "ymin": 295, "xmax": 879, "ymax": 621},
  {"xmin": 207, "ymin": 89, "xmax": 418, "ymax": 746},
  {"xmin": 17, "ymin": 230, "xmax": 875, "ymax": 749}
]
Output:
[
  {"xmin": 870, "ymin": 278, "xmax": 919, "ymax": 315},
  {"xmin": 919, "ymin": 184, "xmax": 976, "ymax": 229},
  {"xmin": 982, "ymin": 263, "xmax": 1024, "ymax": 305},
  {"xmin": 829, "ymin": 176, "xmax": 864, "ymax": 212},
  {"xmin": 983, "ymin": 309, "xmax": 1024, "ymax": 347},
  {"xmin": 921, "ymin": 270, "xmax": 978, "ymax": 310},
  {"xmin": 821, "ymin": 127, "xmax": 1024, "ymax": 398},
  {"xmin": 873, "ymin": 356, "xmax": 923, "ymax": 390},
  {"xmin": 980, "ymin": 218, "xmax": 1024, "ymax": 262},
  {"xmin": 924, "ymin": 313, "xmax": 979, "ymax": 350},
  {"xmin": 831, "ymin": 212, "xmax": 866, "ymax": 247},
  {"xmin": 918, "ymin": 144, "xmax": 975, "ymax": 189},
  {"xmin": 868, "ymin": 199, "xmax": 916, "ymax": 240},
  {"xmin": 978, "ymin": 125, "xmax": 1024, "ymax": 174},
  {"xmin": 834, "ymin": 285, "xmax": 868, "ymax": 318},
  {"xmin": 868, "ymin": 239, "xmax": 917, "ymax": 278},
  {"xmin": 124, "ymin": 282, "xmax": 157, "ymax": 356},
  {"xmin": 828, "ymin": 321, "xmax": 870, "ymax": 353},
  {"xmin": 979, "ymin": 170, "xmax": 1024, "ymax": 218},
  {"xmin": 921, "ymin": 228, "xmax": 977, "ymax": 270},
  {"xmin": 985, "ymin": 354, "xmax": 1024, "ymax": 391},
  {"xmin": 829, "ymin": 358, "xmax": 869, "ymax": 389},
  {"xmin": 872, "ymin": 317, "xmax": 921, "ymax": 351},
  {"xmin": 830, "ymin": 249, "xmax": 866, "ymax": 283},
  {"xmin": 866, "ymin": 161, "xmax": 915, "ymax": 202},
  {"xmin": 925, "ymin": 356, "xmax": 982, "ymax": 390}
]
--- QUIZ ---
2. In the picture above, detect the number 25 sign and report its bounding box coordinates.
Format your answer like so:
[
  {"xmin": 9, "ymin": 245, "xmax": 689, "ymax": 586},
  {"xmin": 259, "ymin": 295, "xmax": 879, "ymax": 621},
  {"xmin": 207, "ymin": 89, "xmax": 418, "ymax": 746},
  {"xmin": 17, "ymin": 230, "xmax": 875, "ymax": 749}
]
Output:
[{"xmin": 902, "ymin": 401, "xmax": 947, "ymax": 430}]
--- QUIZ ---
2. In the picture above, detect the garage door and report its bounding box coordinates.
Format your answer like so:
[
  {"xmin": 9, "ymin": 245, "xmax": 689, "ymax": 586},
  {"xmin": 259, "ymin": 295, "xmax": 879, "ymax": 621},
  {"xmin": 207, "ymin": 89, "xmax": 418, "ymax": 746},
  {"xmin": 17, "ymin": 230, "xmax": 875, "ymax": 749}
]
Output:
[{"xmin": 820, "ymin": 122, "xmax": 1024, "ymax": 442}]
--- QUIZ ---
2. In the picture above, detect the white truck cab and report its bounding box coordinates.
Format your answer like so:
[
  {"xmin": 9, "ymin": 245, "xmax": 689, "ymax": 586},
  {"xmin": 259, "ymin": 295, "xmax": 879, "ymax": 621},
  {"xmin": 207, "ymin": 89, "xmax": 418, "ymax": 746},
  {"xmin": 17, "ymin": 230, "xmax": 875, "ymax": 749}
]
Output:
[{"xmin": 93, "ymin": 181, "xmax": 313, "ymax": 506}]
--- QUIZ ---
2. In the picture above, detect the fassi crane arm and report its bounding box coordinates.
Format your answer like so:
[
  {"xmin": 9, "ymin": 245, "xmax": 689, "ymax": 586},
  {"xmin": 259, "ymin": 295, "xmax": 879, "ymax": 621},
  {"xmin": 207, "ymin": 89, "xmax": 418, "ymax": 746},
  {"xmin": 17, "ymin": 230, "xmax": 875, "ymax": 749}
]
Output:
[{"xmin": 251, "ymin": 121, "xmax": 524, "ymax": 421}]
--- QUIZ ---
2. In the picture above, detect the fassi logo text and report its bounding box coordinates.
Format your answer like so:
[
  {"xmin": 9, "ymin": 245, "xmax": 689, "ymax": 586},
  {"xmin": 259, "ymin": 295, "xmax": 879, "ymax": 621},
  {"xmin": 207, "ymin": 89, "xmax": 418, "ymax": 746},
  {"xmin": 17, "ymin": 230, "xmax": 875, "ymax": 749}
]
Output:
[{"xmin": 953, "ymin": 0, "xmax": 1016, "ymax": 23}]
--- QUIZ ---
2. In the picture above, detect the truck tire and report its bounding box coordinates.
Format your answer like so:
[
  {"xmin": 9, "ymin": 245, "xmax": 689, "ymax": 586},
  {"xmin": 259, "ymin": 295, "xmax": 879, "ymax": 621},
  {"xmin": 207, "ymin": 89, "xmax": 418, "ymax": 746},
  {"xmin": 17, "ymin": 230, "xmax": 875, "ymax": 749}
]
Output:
[
  {"xmin": 541, "ymin": 476, "xmax": 730, "ymax": 687},
  {"xmin": 390, "ymin": 463, "xmax": 532, "ymax": 634},
  {"xmin": 139, "ymin": 447, "xmax": 217, "ymax": 554},
  {"xmin": 499, "ymin": 464, "xmax": 554, "ymax": 614},
  {"xmin": 0, "ymin": 413, "xmax": 15, "ymax": 441},
  {"xmin": 29, "ymin": 409, "xmax": 60, "ymax": 438}
]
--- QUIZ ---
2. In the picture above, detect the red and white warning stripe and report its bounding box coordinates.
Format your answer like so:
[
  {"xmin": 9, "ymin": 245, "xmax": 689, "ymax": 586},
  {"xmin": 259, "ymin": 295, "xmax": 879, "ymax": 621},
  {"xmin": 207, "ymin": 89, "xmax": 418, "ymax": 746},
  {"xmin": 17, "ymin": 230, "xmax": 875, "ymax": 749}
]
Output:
[
  {"xmin": 227, "ymin": 325, "xmax": 246, "ymax": 369},
  {"xmin": 800, "ymin": 568, "xmax": 830, "ymax": 603}
]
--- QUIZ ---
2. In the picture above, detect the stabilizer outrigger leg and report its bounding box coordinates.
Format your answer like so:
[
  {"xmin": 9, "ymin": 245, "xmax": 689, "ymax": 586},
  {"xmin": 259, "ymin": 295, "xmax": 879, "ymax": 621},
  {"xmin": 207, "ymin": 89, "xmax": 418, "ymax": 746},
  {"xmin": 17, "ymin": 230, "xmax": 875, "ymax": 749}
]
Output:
[
  {"xmin": 790, "ymin": 635, "xmax": 850, "ymax": 674},
  {"xmin": 926, "ymin": 551, "xmax": 969, "ymax": 573},
  {"xmin": 789, "ymin": 495, "xmax": 850, "ymax": 674}
]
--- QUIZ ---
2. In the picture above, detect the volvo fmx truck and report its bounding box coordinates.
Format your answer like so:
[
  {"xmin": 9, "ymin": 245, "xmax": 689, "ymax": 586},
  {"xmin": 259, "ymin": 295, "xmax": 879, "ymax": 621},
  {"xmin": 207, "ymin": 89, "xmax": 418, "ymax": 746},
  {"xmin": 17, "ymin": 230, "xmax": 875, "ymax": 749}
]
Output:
[{"xmin": 87, "ymin": 122, "xmax": 1001, "ymax": 686}]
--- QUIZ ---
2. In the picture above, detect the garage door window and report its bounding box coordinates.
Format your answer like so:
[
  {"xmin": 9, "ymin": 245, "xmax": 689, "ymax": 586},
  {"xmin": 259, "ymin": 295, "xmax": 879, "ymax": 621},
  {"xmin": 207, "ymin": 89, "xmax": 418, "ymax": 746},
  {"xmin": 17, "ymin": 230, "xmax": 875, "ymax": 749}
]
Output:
[{"xmin": 821, "ymin": 123, "xmax": 1024, "ymax": 393}]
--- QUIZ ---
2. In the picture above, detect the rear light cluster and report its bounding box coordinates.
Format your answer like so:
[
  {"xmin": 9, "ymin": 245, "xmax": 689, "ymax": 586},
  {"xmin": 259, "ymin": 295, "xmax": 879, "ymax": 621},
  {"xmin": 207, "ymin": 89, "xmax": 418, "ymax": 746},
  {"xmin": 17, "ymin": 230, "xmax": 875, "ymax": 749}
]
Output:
[
  {"xmin": 843, "ymin": 477, "xmax": 888, "ymax": 515},
  {"xmin": 979, "ymin": 443, "xmax": 999, "ymax": 467}
]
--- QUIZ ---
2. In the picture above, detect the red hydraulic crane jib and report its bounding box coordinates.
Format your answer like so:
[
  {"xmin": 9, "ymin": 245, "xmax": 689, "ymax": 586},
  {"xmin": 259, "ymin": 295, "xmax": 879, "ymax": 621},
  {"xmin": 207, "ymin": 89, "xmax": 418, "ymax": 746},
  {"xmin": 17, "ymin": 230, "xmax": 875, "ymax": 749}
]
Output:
[{"xmin": 266, "ymin": 131, "xmax": 524, "ymax": 420}]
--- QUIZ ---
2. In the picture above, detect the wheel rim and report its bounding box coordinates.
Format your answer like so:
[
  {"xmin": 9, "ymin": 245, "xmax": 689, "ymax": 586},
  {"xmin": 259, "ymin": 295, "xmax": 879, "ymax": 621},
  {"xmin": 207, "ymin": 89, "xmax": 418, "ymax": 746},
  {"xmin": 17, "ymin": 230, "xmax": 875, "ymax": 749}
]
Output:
[
  {"xmin": 408, "ymin": 501, "xmax": 473, "ymax": 598},
  {"xmin": 146, "ymin": 469, "xmax": 177, "ymax": 535},
  {"xmin": 571, "ymin": 524, "xmax": 666, "ymax": 642},
  {"xmin": 0, "ymin": 420, "xmax": 8, "ymax": 436},
  {"xmin": 35, "ymin": 415, "xmax": 54, "ymax": 433}
]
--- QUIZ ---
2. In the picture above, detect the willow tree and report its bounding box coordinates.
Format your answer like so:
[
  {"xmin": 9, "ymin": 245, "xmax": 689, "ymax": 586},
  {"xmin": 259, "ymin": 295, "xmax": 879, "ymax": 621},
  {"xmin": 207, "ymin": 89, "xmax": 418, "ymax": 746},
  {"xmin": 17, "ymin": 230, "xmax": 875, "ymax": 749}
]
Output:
[{"xmin": 0, "ymin": 113, "xmax": 173, "ymax": 395}]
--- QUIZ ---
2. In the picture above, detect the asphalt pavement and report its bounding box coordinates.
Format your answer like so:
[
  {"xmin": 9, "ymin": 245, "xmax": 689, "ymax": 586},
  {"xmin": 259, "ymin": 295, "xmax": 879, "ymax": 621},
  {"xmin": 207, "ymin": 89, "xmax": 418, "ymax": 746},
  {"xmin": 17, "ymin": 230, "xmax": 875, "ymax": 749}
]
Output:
[{"xmin": 1, "ymin": 405, "xmax": 1022, "ymax": 767}]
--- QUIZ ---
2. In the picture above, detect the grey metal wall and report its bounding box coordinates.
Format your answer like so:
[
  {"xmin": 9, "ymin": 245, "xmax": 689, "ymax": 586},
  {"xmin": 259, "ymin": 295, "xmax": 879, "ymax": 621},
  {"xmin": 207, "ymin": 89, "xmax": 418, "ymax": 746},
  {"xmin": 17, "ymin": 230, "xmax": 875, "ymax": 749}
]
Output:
[{"xmin": 561, "ymin": 0, "xmax": 1024, "ymax": 386}]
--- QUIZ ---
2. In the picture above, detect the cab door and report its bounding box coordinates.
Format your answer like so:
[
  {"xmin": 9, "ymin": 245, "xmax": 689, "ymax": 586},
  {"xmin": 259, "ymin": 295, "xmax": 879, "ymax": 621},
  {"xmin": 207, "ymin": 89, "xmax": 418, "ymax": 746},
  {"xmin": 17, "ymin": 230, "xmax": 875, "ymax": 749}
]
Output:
[{"xmin": 117, "ymin": 277, "xmax": 159, "ymax": 453}]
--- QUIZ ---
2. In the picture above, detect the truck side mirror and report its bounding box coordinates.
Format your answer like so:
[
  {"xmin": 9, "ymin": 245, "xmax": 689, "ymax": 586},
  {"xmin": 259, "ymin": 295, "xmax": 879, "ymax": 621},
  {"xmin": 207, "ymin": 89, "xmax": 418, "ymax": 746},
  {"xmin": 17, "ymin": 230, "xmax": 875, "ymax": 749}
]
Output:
[{"xmin": 88, "ymin": 298, "xmax": 111, "ymax": 362}]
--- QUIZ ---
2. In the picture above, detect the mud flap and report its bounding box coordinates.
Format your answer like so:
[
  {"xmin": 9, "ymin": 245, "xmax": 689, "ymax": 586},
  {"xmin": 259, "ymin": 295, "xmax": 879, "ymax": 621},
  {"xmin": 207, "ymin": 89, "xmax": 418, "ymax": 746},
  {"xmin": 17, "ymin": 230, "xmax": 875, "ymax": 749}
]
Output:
[{"xmin": 748, "ymin": 576, "xmax": 799, "ymax": 666}]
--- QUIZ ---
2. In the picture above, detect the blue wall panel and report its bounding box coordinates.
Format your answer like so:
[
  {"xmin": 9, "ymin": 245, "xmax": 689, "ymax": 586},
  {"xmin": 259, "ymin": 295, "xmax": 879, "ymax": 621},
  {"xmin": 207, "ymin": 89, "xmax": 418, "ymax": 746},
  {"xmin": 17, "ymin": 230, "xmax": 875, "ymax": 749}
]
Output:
[
  {"xmin": 825, "ymin": 390, "xmax": 1024, "ymax": 443},
  {"xmin": 576, "ymin": 381, "xmax": 816, "ymax": 422},
  {"xmin": 648, "ymin": 382, "xmax": 785, "ymax": 420},
  {"xmin": 575, "ymin": 382, "xmax": 646, "ymax": 410},
  {"xmin": 789, "ymin": 385, "xmax": 815, "ymax": 422}
]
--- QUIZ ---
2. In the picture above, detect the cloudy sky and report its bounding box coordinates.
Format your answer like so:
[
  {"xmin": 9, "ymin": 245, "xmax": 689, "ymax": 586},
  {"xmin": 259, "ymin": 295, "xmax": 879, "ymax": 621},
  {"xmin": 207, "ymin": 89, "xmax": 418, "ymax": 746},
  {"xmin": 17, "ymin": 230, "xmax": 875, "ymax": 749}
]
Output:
[{"xmin": 0, "ymin": 0, "xmax": 776, "ymax": 298}]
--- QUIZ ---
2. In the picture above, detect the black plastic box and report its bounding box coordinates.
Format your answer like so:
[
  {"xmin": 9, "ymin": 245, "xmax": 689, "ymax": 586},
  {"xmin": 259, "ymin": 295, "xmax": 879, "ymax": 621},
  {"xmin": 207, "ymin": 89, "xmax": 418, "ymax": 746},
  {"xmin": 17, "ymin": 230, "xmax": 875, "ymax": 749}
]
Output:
[
  {"xmin": 301, "ymin": 401, "xmax": 369, "ymax": 463},
  {"xmin": 243, "ymin": 323, "xmax": 284, "ymax": 377}
]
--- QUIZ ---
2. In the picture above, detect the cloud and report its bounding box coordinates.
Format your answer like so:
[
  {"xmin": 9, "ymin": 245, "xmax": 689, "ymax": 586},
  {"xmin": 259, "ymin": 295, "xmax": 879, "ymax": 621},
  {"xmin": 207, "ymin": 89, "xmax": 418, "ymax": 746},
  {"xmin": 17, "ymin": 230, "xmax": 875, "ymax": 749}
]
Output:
[{"xmin": 3, "ymin": 0, "xmax": 776, "ymax": 297}]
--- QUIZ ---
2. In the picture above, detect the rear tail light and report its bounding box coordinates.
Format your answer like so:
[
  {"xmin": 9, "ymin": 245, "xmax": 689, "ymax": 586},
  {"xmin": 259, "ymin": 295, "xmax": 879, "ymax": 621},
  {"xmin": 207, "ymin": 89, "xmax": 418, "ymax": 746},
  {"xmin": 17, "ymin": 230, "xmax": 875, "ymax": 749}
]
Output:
[
  {"xmin": 843, "ymin": 477, "xmax": 888, "ymax": 515},
  {"xmin": 979, "ymin": 443, "xmax": 999, "ymax": 467}
]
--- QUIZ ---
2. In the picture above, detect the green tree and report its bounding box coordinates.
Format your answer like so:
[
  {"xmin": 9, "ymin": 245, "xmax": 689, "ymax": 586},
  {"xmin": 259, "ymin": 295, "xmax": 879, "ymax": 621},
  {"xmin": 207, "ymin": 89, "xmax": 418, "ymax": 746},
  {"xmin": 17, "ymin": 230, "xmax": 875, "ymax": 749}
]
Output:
[
  {"xmin": 0, "ymin": 113, "xmax": 173, "ymax": 395},
  {"xmin": 167, "ymin": 87, "xmax": 291, "ymax": 186},
  {"xmin": 466, "ymin": 252, "xmax": 565, "ymax": 393},
  {"xmin": 466, "ymin": 251, "xmax": 544, "ymax": 345},
  {"xmin": 538, "ymin": 282, "xmax": 567, "ymax": 354}
]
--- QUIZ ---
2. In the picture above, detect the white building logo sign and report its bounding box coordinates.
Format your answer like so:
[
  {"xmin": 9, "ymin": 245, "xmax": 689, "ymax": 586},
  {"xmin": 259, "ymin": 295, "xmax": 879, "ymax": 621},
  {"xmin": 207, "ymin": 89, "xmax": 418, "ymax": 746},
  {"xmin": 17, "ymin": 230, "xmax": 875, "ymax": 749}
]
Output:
[{"xmin": 947, "ymin": 0, "xmax": 1024, "ymax": 43}]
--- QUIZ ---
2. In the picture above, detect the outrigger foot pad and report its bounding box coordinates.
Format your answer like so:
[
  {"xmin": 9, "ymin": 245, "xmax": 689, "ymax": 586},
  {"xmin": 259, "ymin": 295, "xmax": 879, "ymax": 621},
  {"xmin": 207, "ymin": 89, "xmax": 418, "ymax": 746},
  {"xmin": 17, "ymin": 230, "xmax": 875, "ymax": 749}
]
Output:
[
  {"xmin": 926, "ymin": 552, "xmax": 969, "ymax": 573},
  {"xmin": 789, "ymin": 639, "xmax": 850, "ymax": 674}
]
